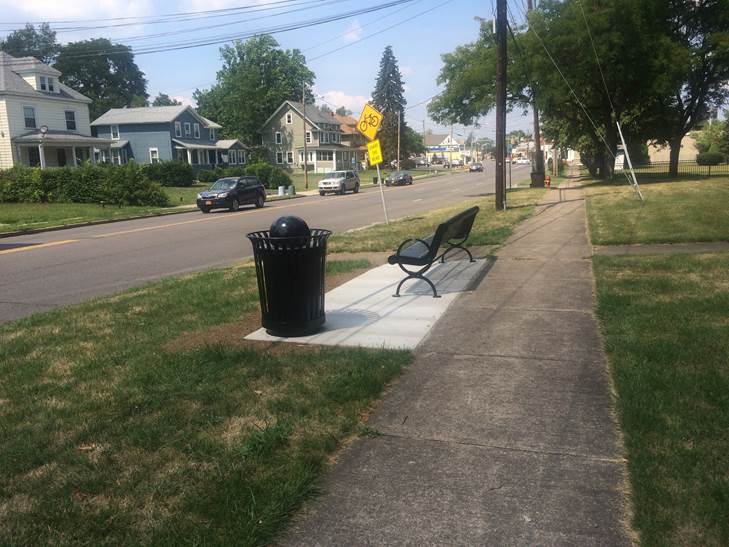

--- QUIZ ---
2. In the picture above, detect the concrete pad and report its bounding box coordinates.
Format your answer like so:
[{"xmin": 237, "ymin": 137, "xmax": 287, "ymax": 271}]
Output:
[
  {"xmin": 281, "ymin": 435, "xmax": 628, "ymax": 546},
  {"xmin": 418, "ymin": 306, "xmax": 603, "ymax": 363},
  {"xmin": 371, "ymin": 353, "xmax": 620, "ymax": 459},
  {"xmin": 480, "ymin": 257, "xmax": 595, "ymax": 282},
  {"xmin": 246, "ymin": 259, "xmax": 488, "ymax": 349}
]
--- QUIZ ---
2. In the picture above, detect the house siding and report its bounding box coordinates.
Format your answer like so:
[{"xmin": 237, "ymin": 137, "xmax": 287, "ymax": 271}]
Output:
[
  {"xmin": 172, "ymin": 110, "xmax": 216, "ymax": 142},
  {"xmin": 3, "ymin": 95, "xmax": 91, "ymax": 137},
  {"xmin": 95, "ymin": 122, "xmax": 173, "ymax": 163},
  {"xmin": 0, "ymin": 99, "xmax": 12, "ymax": 169},
  {"xmin": 261, "ymin": 105, "xmax": 310, "ymax": 168}
]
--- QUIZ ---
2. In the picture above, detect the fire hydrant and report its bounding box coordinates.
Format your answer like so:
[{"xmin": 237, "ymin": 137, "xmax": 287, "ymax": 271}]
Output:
[{"xmin": 545, "ymin": 175, "xmax": 551, "ymax": 188}]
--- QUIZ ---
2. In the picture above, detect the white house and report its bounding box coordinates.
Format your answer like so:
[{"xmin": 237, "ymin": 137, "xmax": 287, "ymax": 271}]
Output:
[{"xmin": 0, "ymin": 52, "xmax": 112, "ymax": 170}]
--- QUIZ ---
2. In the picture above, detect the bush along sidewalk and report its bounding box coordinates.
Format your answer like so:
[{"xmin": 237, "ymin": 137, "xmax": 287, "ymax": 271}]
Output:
[
  {"xmin": 141, "ymin": 161, "xmax": 194, "ymax": 187},
  {"xmin": 196, "ymin": 161, "xmax": 292, "ymax": 190},
  {"xmin": 0, "ymin": 163, "xmax": 169, "ymax": 207}
]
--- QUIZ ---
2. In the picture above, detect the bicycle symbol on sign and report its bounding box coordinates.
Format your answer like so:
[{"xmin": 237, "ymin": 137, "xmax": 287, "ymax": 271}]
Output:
[{"xmin": 359, "ymin": 113, "xmax": 380, "ymax": 133}]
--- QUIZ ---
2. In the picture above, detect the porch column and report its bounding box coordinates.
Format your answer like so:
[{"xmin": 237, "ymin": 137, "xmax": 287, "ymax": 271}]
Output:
[
  {"xmin": 38, "ymin": 144, "xmax": 46, "ymax": 169},
  {"xmin": 90, "ymin": 148, "xmax": 96, "ymax": 165},
  {"xmin": 332, "ymin": 150, "xmax": 336, "ymax": 170},
  {"xmin": 71, "ymin": 146, "xmax": 77, "ymax": 166},
  {"xmin": 186, "ymin": 149, "xmax": 192, "ymax": 165}
]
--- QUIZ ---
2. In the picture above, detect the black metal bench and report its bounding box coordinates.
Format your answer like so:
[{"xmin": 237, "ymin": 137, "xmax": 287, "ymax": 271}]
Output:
[{"xmin": 387, "ymin": 206, "xmax": 480, "ymax": 298}]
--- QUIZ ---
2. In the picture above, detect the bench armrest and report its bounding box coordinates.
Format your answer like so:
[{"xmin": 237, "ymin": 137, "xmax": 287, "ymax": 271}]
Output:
[{"xmin": 395, "ymin": 237, "xmax": 432, "ymax": 257}]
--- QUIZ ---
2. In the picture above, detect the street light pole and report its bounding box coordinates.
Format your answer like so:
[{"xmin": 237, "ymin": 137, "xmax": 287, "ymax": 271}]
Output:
[
  {"xmin": 495, "ymin": 0, "xmax": 507, "ymax": 210},
  {"xmin": 302, "ymin": 83, "xmax": 309, "ymax": 190}
]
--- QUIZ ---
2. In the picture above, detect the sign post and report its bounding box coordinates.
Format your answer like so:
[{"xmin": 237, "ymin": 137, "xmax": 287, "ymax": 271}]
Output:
[{"xmin": 357, "ymin": 104, "xmax": 389, "ymax": 224}]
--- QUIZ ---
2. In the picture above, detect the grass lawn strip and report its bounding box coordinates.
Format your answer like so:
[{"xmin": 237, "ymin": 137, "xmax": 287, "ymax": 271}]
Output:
[
  {"xmin": 0, "ymin": 258, "xmax": 411, "ymax": 545},
  {"xmin": 329, "ymin": 187, "xmax": 546, "ymax": 253},
  {"xmin": 593, "ymin": 253, "xmax": 729, "ymax": 546},
  {"xmin": 586, "ymin": 178, "xmax": 729, "ymax": 245}
]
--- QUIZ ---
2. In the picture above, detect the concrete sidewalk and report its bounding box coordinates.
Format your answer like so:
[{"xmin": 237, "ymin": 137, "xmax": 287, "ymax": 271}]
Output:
[{"xmin": 280, "ymin": 187, "xmax": 631, "ymax": 546}]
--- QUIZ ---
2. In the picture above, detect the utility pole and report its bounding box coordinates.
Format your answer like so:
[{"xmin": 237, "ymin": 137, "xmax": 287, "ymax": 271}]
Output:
[
  {"xmin": 397, "ymin": 110, "xmax": 401, "ymax": 170},
  {"xmin": 449, "ymin": 125, "xmax": 453, "ymax": 168},
  {"xmin": 527, "ymin": 0, "xmax": 544, "ymax": 188},
  {"xmin": 302, "ymin": 83, "xmax": 309, "ymax": 190},
  {"xmin": 495, "ymin": 0, "xmax": 507, "ymax": 210}
]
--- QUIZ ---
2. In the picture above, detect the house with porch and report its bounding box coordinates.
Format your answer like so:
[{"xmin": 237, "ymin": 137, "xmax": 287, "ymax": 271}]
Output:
[
  {"xmin": 261, "ymin": 101, "xmax": 358, "ymax": 173},
  {"xmin": 90, "ymin": 105, "xmax": 246, "ymax": 169},
  {"xmin": 0, "ymin": 52, "xmax": 112, "ymax": 170}
]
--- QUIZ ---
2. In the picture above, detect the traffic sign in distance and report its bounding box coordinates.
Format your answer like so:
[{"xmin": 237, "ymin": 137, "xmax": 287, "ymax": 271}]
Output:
[
  {"xmin": 367, "ymin": 139, "xmax": 383, "ymax": 166},
  {"xmin": 357, "ymin": 104, "xmax": 384, "ymax": 141}
]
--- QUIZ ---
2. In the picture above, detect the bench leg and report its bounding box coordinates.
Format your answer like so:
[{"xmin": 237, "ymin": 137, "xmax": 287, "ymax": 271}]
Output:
[
  {"xmin": 441, "ymin": 244, "xmax": 475, "ymax": 263},
  {"xmin": 394, "ymin": 272, "xmax": 440, "ymax": 298}
]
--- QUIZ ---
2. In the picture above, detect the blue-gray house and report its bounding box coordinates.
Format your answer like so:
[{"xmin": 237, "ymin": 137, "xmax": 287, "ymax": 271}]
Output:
[{"xmin": 90, "ymin": 105, "xmax": 247, "ymax": 169}]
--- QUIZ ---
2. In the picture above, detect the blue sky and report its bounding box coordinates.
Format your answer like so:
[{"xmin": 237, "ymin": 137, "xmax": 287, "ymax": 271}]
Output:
[{"xmin": 0, "ymin": 0, "xmax": 536, "ymax": 138}]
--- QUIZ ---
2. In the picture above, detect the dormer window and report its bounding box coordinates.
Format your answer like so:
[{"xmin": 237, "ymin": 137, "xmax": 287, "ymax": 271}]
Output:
[
  {"xmin": 286, "ymin": 113, "xmax": 293, "ymax": 124},
  {"xmin": 40, "ymin": 76, "xmax": 47, "ymax": 91},
  {"xmin": 210, "ymin": 128, "xmax": 215, "ymax": 141},
  {"xmin": 48, "ymin": 78, "xmax": 54, "ymax": 92}
]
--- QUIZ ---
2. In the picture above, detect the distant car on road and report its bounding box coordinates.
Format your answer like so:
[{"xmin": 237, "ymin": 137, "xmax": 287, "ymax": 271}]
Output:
[
  {"xmin": 414, "ymin": 157, "xmax": 429, "ymax": 167},
  {"xmin": 318, "ymin": 170, "xmax": 360, "ymax": 196},
  {"xmin": 515, "ymin": 157, "xmax": 530, "ymax": 165},
  {"xmin": 451, "ymin": 159, "xmax": 463, "ymax": 167},
  {"xmin": 384, "ymin": 170, "xmax": 414, "ymax": 186},
  {"xmin": 469, "ymin": 162, "xmax": 483, "ymax": 172},
  {"xmin": 197, "ymin": 176, "xmax": 266, "ymax": 213}
]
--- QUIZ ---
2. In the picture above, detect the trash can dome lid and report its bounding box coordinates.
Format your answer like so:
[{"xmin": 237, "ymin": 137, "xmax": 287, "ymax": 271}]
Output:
[{"xmin": 270, "ymin": 215, "xmax": 311, "ymax": 238}]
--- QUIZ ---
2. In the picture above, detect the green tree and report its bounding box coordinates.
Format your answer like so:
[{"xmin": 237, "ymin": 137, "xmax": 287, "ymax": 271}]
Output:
[
  {"xmin": 193, "ymin": 35, "xmax": 315, "ymax": 144},
  {"xmin": 0, "ymin": 23, "xmax": 60, "ymax": 64},
  {"xmin": 371, "ymin": 46, "xmax": 413, "ymax": 163},
  {"xmin": 152, "ymin": 93, "xmax": 182, "ymax": 107},
  {"xmin": 644, "ymin": 0, "xmax": 729, "ymax": 176},
  {"xmin": 335, "ymin": 106, "xmax": 352, "ymax": 116},
  {"xmin": 55, "ymin": 39, "xmax": 148, "ymax": 120}
]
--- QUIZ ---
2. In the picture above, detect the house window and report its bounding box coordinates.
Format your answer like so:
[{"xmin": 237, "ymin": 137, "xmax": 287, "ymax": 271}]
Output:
[
  {"xmin": 286, "ymin": 113, "xmax": 293, "ymax": 124},
  {"xmin": 276, "ymin": 151, "xmax": 283, "ymax": 164},
  {"xmin": 238, "ymin": 150, "xmax": 245, "ymax": 164},
  {"xmin": 39, "ymin": 76, "xmax": 47, "ymax": 91},
  {"xmin": 305, "ymin": 131, "xmax": 312, "ymax": 143},
  {"xmin": 28, "ymin": 147, "xmax": 41, "ymax": 166},
  {"xmin": 65, "ymin": 111, "xmax": 77, "ymax": 131},
  {"xmin": 149, "ymin": 148, "xmax": 160, "ymax": 163},
  {"xmin": 23, "ymin": 106, "xmax": 37, "ymax": 129},
  {"xmin": 321, "ymin": 132, "xmax": 329, "ymax": 144},
  {"xmin": 48, "ymin": 78, "xmax": 54, "ymax": 92},
  {"xmin": 209, "ymin": 128, "xmax": 215, "ymax": 141},
  {"xmin": 275, "ymin": 131, "xmax": 282, "ymax": 144},
  {"xmin": 287, "ymin": 151, "xmax": 293, "ymax": 163},
  {"xmin": 228, "ymin": 150, "xmax": 236, "ymax": 165},
  {"xmin": 111, "ymin": 149, "xmax": 120, "ymax": 165},
  {"xmin": 174, "ymin": 121, "xmax": 182, "ymax": 137},
  {"xmin": 332, "ymin": 133, "xmax": 340, "ymax": 143},
  {"xmin": 184, "ymin": 122, "xmax": 191, "ymax": 136},
  {"xmin": 111, "ymin": 125, "xmax": 119, "ymax": 140},
  {"xmin": 193, "ymin": 123, "xmax": 200, "ymax": 139},
  {"xmin": 318, "ymin": 150, "xmax": 333, "ymax": 161}
]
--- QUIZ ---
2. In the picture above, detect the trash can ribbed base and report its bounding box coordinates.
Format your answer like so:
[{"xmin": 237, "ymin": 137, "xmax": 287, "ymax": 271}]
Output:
[{"xmin": 247, "ymin": 229, "xmax": 331, "ymax": 337}]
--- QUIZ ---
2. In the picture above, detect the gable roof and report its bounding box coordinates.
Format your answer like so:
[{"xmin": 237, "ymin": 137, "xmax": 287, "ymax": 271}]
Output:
[
  {"xmin": 90, "ymin": 105, "xmax": 220, "ymax": 128},
  {"xmin": 0, "ymin": 52, "xmax": 90, "ymax": 103},
  {"xmin": 334, "ymin": 114, "xmax": 358, "ymax": 135},
  {"xmin": 424, "ymin": 133, "xmax": 450, "ymax": 147},
  {"xmin": 260, "ymin": 100, "xmax": 339, "ymax": 132}
]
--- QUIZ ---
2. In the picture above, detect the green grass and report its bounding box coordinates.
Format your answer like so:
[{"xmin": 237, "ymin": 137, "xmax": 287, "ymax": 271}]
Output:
[
  {"xmin": 593, "ymin": 253, "xmax": 729, "ymax": 546},
  {"xmin": 586, "ymin": 177, "xmax": 729, "ymax": 245},
  {"xmin": 0, "ymin": 258, "xmax": 411, "ymax": 545},
  {"xmin": 163, "ymin": 182, "xmax": 208, "ymax": 206},
  {"xmin": 0, "ymin": 202, "xmax": 180, "ymax": 234},
  {"xmin": 329, "ymin": 187, "xmax": 547, "ymax": 253}
]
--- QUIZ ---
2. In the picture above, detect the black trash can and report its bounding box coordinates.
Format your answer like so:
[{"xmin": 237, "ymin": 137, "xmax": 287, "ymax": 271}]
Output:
[{"xmin": 247, "ymin": 220, "xmax": 331, "ymax": 337}]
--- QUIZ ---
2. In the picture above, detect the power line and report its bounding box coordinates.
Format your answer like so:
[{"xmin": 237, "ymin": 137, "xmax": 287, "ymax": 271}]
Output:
[{"xmin": 575, "ymin": 0, "xmax": 616, "ymax": 116}]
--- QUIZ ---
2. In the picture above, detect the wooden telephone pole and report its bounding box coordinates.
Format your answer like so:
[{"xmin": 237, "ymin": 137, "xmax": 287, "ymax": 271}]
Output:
[
  {"xmin": 495, "ymin": 0, "xmax": 507, "ymax": 210},
  {"xmin": 527, "ymin": 0, "xmax": 545, "ymax": 187},
  {"xmin": 302, "ymin": 83, "xmax": 309, "ymax": 190}
]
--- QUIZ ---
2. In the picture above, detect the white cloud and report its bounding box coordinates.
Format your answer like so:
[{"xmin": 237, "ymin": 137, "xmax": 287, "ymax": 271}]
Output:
[
  {"xmin": 342, "ymin": 20, "xmax": 362, "ymax": 44},
  {"xmin": 401, "ymin": 65, "xmax": 414, "ymax": 77},
  {"xmin": 173, "ymin": 95, "xmax": 195, "ymax": 107},
  {"xmin": 316, "ymin": 88, "xmax": 370, "ymax": 115}
]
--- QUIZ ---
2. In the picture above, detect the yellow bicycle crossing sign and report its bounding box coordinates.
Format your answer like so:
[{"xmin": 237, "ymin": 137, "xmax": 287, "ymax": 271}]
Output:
[{"xmin": 357, "ymin": 103, "xmax": 384, "ymax": 141}]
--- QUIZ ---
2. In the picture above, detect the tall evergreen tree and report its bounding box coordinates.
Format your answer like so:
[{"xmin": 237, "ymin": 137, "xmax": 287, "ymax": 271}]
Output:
[{"xmin": 371, "ymin": 46, "xmax": 409, "ymax": 163}]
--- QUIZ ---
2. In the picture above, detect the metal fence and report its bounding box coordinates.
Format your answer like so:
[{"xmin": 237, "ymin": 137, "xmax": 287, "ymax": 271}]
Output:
[{"xmin": 623, "ymin": 160, "xmax": 729, "ymax": 180}]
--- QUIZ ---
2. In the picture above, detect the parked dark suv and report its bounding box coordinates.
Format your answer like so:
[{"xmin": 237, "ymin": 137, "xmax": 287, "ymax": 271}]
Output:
[{"xmin": 197, "ymin": 176, "xmax": 266, "ymax": 213}]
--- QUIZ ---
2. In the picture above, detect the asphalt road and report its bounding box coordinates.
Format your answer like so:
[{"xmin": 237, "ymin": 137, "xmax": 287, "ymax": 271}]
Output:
[{"xmin": 0, "ymin": 163, "xmax": 530, "ymax": 323}]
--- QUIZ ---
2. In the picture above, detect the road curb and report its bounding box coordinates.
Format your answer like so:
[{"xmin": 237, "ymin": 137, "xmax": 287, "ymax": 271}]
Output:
[{"xmin": 0, "ymin": 194, "xmax": 303, "ymax": 239}]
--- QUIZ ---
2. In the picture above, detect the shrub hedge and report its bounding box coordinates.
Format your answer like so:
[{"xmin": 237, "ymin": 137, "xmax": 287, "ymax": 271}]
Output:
[
  {"xmin": 141, "ymin": 161, "xmax": 194, "ymax": 187},
  {"xmin": 0, "ymin": 163, "xmax": 169, "ymax": 206},
  {"xmin": 696, "ymin": 151, "xmax": 725, "ymax": 166},
  {"xmin": 195, "ymin": 162, "xmax": 292, "ymax": 190}
]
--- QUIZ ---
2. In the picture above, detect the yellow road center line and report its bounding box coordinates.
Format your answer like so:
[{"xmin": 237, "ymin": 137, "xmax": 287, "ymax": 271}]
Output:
[{"xmin": 0, "ymin": 239, "xmax": 78, "ymax": 256}]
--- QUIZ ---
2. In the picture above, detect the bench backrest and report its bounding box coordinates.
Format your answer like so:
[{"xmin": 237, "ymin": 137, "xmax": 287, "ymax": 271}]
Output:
[{"xmin": 431, "ymin": 205, "xmax": 480, "ymax": 254}]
